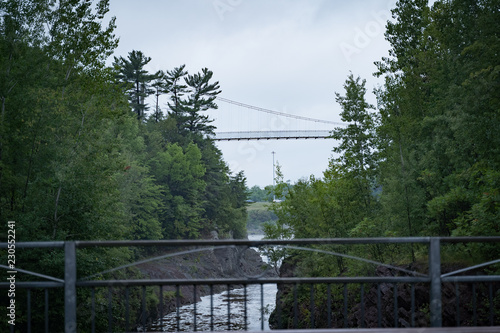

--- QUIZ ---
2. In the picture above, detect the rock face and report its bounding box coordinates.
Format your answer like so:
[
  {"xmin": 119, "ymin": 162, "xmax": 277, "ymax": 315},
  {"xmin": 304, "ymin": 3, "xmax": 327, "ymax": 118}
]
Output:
[
  {"xmin": 137, "ymin": 243, "xmax": 276, "ymax": 324},
  {"xmin": 269, "ymin": 257, "xmax": 499, "ymax": 329},
  {"xmin": 348, "ymin": 265, "xmax": 499, "ymax": 328}
]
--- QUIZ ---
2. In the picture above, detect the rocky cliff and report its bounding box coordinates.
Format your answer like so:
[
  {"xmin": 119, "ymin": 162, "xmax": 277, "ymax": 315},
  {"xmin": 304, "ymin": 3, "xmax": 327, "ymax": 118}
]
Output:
[{"xmin": 269, "ymin": 256, "xmax": 499, "ymax": 329}]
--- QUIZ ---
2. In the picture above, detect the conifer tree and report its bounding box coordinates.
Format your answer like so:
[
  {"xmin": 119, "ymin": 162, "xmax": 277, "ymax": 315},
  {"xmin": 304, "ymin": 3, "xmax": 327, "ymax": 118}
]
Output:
[
  {"xmin": 165, "ymin": 65, "xmax": 189, "ymax": 132},
  {"xmin": 183, "ymin": 68, "xmax": 221, "ymax": 135},
  {"xmin": 164, "ymin": 66, "xmax": 221, "ymax": 137},
  {"xmin": 113, "ymin": 50, "xmax": 157, "ymax": 120},
  {"xmin": 151, "ymin": 70, "xmax": 167, "ymax": 122}
]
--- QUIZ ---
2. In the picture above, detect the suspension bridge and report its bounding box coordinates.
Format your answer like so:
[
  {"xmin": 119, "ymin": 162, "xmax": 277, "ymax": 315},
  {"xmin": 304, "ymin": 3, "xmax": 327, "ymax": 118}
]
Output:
[{"xmin": 207, "ymin": 97, "xmax": 346, "ymax": 141}]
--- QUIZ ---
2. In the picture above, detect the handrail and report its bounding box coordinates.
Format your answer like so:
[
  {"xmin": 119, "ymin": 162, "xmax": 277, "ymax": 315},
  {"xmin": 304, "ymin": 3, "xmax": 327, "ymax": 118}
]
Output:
[
  {"xmin": 76, "ymin": 276, "xmax": 432, "ymax": 287},
  {"xmin": 1, "ymin": 236, "xmax": 498, "ymax": 249},
  {"xmin": 1, "ymin": 237, "xmax": 499, "ymax": 332}
]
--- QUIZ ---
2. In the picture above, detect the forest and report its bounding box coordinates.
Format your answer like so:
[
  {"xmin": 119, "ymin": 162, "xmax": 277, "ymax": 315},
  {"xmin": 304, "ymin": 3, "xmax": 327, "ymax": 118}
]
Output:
[
  {"xmin": 265, "ymin": 0, "xmax": 499, "ymax": 255},
  {"xmin": 0, "ymin": 0, "xmax": 249, "ymax": 241},
  {"xmin": 0, "ymin": 0, "xmax": 499, "ymax": 331},
  {"xmin": 264, "ymin": 0, "xmax": 500, "ymax": 327},
  {"xmin": 0, "ymin": 0, "xmax": 248, "ymax": 331}
]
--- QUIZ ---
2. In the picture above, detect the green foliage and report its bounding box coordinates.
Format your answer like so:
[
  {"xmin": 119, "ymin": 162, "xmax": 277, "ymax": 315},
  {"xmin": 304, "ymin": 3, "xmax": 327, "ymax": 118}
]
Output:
[
  {"xmin": 0, "ymin": 1, "xmax": 250, "ymax": 330},
  {"xmin": 265, "ymin": 0, "xmax": 500, "ymax": 287},
  {"xmin": 263, "ymin": 73, "xmax": 380, "ymax": 243},
  {"xmin": 374, "ymin": 0, "xmax": 500, "ymax": 242},
  {"xmin": 248, "ymin": 185, "xmax": 273, "ymax": 202},
  {"xmin": 247, "ymin": 202, "xmax": 277, "ymax": 234},
  {"xmin": 165, "ymin": 65, "xmax": 189, "ymax": 127},
  {"xmin": 182, "ymin": 68, "xmax": 221, "ymax": 135},
  {"xmin": 150, "ymin": 142, "xmax": 206, "ymax": 239},
  {"xmin": 264, "ymin": 0, "xmax": 499, "ymax": 328},
  {"xmin": 140, "ymin": 64, "xmax": 222, "ymax": 141},
  {"xmin": 113, "ymin": 50, "xmax": 158, "ymax": 120},
  {"xmin": 2, "ymin": 0, "xmax": 498, "ymax": 330},
  {"xmin": 331, "ymin": 73, "xmax": 378, "ymax": 181}
]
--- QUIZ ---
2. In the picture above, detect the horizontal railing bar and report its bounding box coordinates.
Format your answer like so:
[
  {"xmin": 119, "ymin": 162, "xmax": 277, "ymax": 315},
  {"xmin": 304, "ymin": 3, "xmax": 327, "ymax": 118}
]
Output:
[
  {"xmin": 0, "ymin": 282, "xmax": 63, "ymax": 288},
  {"xmin": 77, "ymin": 276, "xmax": 430, "ymax": 287},
  {"xmin": 1, "ymin": 237, "xmax": 498, "ymax": 250},
  {"xmin": 0, "ymin": 241, "xmax": 65, "ymax": 249},
  {"xmin": 439, "ymin": 237, "xmax": 500, "ymax": 243},
  {"xmin": 442, "ymin": 276, "xmax": 500, "ymax": 283},
  {"xmin": 74, "ymin": 237, "xmax": 435, "ymax": 248},
  {"xmin": 7, "ymin": 276, "xmax": 499, "ymax": 289}
]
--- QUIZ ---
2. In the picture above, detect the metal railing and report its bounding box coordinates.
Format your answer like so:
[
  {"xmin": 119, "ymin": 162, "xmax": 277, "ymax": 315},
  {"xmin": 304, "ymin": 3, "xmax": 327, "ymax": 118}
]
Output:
[{"xmin": 1, "ymin": 237, "xmax": 499, "ymax": 332}]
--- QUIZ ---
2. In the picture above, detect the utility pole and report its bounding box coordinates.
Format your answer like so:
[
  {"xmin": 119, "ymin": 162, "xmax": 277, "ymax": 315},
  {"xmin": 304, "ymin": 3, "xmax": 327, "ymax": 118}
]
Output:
[{"xmin": 272, "ymin": 151, "xmax": 276, "ymax": 201}]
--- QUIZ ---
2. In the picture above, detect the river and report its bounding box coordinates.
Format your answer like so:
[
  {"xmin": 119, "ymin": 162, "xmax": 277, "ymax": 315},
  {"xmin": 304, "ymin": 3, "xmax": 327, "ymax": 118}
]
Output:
[{"xmin": 149, "ymin": 235, "xmax": 278, "ymax": 331}]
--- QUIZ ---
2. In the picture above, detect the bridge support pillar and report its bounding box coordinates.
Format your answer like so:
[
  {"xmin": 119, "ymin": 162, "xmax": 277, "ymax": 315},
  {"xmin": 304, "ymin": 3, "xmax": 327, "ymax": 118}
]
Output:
[
  {"xmin": 65, "ymin": 241, "xmax": 77, "ymax": 333},
  {"xmin": 429, "ymin": 237, "xmax": 442, "ymax": 327}
]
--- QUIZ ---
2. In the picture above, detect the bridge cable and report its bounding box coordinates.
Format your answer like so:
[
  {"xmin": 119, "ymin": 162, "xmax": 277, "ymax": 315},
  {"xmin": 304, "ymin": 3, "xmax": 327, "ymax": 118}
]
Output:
[{"xmin": 217, "ymin": 97, "xmax": 347, "ymax": 126}]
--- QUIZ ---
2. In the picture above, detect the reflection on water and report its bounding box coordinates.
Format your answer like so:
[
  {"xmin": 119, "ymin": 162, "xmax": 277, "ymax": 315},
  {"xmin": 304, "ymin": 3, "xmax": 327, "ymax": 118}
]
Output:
[{"xmin": 150, "ymin": 284, "xmax": 277, "ymax": 331}]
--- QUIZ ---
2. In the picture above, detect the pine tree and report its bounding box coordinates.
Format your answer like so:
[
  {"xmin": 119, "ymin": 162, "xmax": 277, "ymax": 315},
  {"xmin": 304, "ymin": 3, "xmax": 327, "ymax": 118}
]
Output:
[
  {"xmin": 183, "ymin": 68, "xmax": 221, "ymax": 135},
  {"xmin": 113, "ymin": 50, "xmax": 157, "ymax": 120},
  {"xmin": 151, "ymin": 70, "xmax": 167, "ymax": 122},
  {"xmin": 165, "ymin": 65, "xmax": 189, "ymax": 132}
]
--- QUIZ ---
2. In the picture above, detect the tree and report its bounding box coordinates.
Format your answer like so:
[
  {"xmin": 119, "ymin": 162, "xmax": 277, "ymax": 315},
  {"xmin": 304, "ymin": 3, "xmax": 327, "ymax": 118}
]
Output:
[
  {"xmin": 183, "ymin": 68, "xmax": 221, "ymax": 135},
  {"xmin": 0, "ymin": 0, "xmax": 119, "ymax": 215},
  {"xmin": 1, "ymin": 1, "xmax": 252, "ymax": 329},
  {"xmin": 113, "ymin": 116, "xmax": 163, "ymax": 241},
  {"xmin": 113, "ymin": 50, "xmax": 157, "ymax": 120},
  {"xmin": 374, "ymin": 0, "xmax": 499, "ymax": 241},
  {"xmin": 196, "ymin": 139, "xmax": 246, "ymax": 238},
  {"xmin": 151, "ymin": 70, "xmax": 167, "ymax": 122},
  {"xmin": 150, "ymin": 143, "xmax": 207, "ymax": 239},
  {"xmin": 0, "ymin": 0, "xmax": 118, "ymax": 75},
  {"xmin": 163, "ymin": 66, "xmax": 220, "ymax": 139},
  {"xmin": 0, "ymin": 0, "xmax": 124, "ymax": 234},
  {"xmin": 248, "ymin": 185, "xmax": 271, "ymax": 202},
  {"xmin": 0, "ymin": 2, "xmax": 140, "ymax": 329},
  {"xmin": 45, "ymin": 0, "xmax": 118, "ymax": 79},
  {"xmin": 225, "ymin": 171, "xmax": 249, "ymax": 239},
  {"xmin": 332, "ymin": 73, "xmax": 377, "ymax": 180},
  {"xmin": 374, "ymin": 0, "xmax": 443, "ymax": 239},
  {"xmin": 330, "ymin": 74, "xmax": 379, "ymax": 218},
  {"xmin": 165, "ymin": 65, "xmax": 189, "ymax": 133}
]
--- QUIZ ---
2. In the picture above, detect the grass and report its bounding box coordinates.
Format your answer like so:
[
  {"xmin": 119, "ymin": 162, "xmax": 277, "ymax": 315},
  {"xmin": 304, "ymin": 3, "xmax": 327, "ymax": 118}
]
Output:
[
  {"xmin": 247, "ymin": 201, "xmax": 272, "ymax": 212},
  {"xmin": 246, "ymin": 201, "xmax": 277, "ymax": 235}
]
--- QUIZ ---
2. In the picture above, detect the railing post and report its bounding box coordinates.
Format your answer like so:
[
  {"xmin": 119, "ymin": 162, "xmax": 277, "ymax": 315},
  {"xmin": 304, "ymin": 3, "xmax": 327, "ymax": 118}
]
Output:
[
  {"xmin": 64, "ymin": 241, "xmax": 77, "ymax": 333},
  {"xmin": 429, "ymin": 237, "xmax": 442, "ymax": 327}
]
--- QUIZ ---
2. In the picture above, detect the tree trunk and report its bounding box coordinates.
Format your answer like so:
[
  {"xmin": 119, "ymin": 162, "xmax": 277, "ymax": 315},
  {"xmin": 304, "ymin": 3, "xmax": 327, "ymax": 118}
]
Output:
[{"xmin": 53, "ymin": 186, "xmax": 62, "ymax": 239}]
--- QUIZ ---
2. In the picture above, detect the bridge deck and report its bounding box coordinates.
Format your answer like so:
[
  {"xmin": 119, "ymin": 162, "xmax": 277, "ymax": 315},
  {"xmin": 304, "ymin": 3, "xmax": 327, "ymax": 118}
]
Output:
[{"xmin": 212, "ymin": 130, "xmax": 333, "ymax": 141}]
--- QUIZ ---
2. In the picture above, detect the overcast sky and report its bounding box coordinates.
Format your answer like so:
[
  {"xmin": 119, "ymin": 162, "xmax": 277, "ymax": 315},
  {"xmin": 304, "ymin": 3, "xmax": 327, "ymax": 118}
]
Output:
[{"xmin": 106, "ymin": 0, "xmax": 397, "ymax": 188}]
